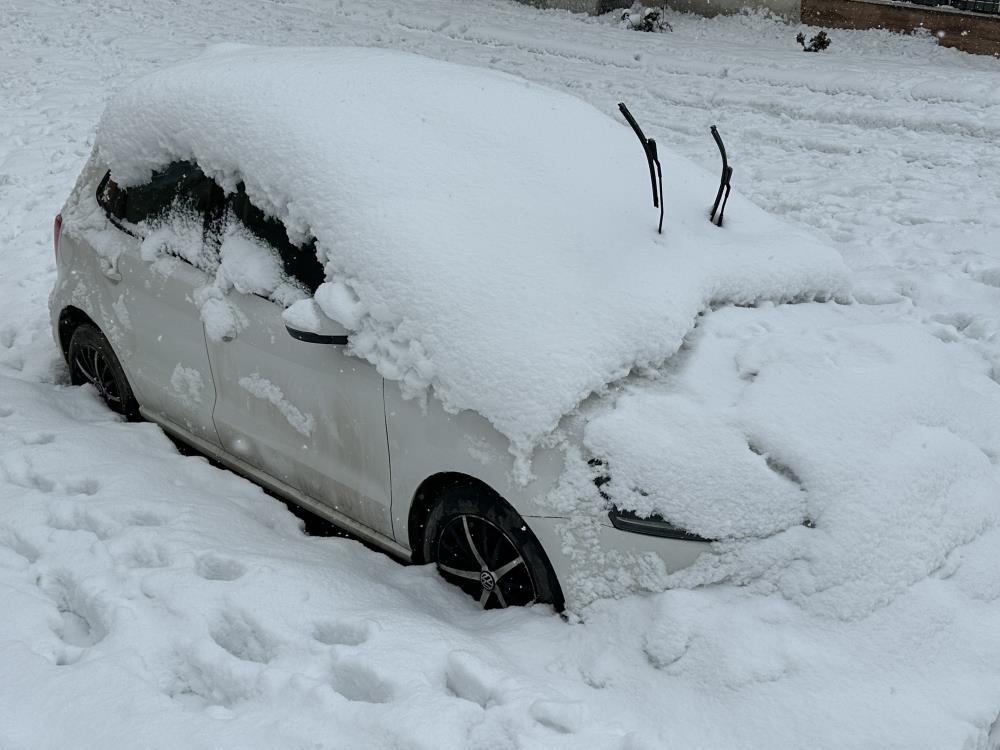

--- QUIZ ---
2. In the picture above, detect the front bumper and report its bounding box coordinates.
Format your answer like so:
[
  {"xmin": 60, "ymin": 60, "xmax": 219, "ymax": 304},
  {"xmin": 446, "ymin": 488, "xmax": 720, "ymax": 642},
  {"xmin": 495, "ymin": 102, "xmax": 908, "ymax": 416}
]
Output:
[{"xmin": 525, "ymin": 514, "xmax": 709, "ymax": 608}]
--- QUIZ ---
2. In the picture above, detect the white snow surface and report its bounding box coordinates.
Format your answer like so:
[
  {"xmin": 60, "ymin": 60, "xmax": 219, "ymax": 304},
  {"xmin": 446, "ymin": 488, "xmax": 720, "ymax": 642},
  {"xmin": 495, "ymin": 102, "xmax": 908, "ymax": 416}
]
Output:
[
  {"xmin": 579, "ymin": 302, "xmax": 1000, "ymax": 620},
  {"xmin": 3, "ymin": 2, "xmax": 1000, "ymax": 749},
  {"xmin": 93, "ymin": 45, "xmax": 848, "ymax": 453}
]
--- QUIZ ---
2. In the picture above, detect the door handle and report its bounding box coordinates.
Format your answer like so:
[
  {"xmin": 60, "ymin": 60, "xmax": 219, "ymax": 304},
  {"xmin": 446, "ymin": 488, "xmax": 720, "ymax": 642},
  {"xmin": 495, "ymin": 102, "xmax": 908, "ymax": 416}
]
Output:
[{"xmin": 221, "ymin": 331, "xmax": 236, "ymax": 342}]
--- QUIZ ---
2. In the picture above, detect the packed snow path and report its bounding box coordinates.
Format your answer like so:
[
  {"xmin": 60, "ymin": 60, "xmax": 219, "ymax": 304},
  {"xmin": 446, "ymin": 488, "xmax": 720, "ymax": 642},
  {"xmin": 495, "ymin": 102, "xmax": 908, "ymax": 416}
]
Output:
[{"xmin": 2, "ymin": 2, "xmax": 1000, "ymax": 749}]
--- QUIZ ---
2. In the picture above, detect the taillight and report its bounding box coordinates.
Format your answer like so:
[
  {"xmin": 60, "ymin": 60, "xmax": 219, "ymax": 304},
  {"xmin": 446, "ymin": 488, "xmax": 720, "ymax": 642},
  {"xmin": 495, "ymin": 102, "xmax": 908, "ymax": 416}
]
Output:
[{"xmin": 53, "ymin": 213, "xmax": 62, "ymax": 259}]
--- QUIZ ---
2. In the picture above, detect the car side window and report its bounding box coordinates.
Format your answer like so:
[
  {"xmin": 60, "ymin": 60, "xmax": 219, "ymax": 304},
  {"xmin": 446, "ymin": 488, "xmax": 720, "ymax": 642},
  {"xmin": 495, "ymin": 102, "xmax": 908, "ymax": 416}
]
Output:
[
  {"xmin": 96, "ymin": 162, "xmax": 224, "ymax": 229},
  {"xmin": 229, "ymin": 184, "xmax": 325, "ymax": 294}
]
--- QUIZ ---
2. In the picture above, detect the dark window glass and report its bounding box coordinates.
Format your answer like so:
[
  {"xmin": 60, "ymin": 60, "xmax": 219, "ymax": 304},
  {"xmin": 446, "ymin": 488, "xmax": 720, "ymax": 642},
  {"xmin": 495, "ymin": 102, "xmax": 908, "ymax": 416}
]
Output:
[
  {"xmin": 96, "ymin": 162, "xmax": 224, "ymax": 228},
  {"xmin": 124, "ymin": 161, "xmax": 222, "ymax": 226},
  {"xmin": 229, "ymin": 184, "xmax": 325, "ymax": 294},
  {"xmin": 96, "ymin": 172, "xmax": 127, "ymax": 222}
]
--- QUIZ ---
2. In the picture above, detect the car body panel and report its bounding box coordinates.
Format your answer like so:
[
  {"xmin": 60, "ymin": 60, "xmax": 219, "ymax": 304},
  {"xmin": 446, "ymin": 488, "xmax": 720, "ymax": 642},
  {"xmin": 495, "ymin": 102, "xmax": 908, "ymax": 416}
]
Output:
[
  {"xmin": 527, "ymin": 516, "xmax": 710, "ymax": 598},
  {"xmin": 116, "ymin": 249, "xmax": 220, "ymax": 444},
  {"xmin": 382, "ymin": 382, "xmax": 568, "ymax": 546},
  {"xmin": 207, "ymin": 290, "xmax": 393, "ymax": 537},
  {"xmin": 147, "ymin": 411, "xmax": 407, "ymax": 559}
]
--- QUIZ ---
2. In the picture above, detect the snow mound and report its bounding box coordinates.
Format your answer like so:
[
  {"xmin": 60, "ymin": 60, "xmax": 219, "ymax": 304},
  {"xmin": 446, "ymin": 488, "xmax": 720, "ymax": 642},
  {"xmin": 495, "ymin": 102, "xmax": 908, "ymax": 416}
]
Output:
[
  {"xmin": 583, "ymin": 302, "xmax": 1000, "ymax": 619},
  {"xmin": 94, "ymin": 46, "xmax": 848, "ymax": 453}
]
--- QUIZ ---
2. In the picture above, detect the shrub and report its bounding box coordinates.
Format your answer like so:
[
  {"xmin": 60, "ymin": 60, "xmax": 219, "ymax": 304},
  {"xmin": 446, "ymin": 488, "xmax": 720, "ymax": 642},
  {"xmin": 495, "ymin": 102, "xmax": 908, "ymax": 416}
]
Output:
[
  {"xmin": 620, "ymin": 4, "xmax": 673, "ymax": 33},
  {"xmin": 797, "ymin": 30, "xmax": 832, "ymax": 52}
]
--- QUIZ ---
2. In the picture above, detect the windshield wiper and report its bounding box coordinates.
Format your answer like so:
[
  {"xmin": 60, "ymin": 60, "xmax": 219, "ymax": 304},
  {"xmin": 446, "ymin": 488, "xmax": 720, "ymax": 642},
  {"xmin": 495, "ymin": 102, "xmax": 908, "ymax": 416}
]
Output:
[
  {"xmin": 710, "ymin": 125, "xmax": 733, "ymax": 227},
  {"xmin": 618, "ymin": 102, "xmax": 663, "ymax": 234}
]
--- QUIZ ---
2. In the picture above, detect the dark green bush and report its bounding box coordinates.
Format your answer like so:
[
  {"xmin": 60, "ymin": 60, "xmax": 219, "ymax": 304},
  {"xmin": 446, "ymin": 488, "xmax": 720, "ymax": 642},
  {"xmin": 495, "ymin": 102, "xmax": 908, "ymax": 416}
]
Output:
[{"xmin": 797, "ymin": 30, "xmax": 832, "ymax": 52}]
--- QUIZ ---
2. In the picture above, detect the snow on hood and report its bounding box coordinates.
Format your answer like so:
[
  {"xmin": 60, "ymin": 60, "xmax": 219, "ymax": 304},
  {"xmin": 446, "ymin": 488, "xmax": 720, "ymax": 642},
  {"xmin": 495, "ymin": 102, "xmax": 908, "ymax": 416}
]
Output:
[
  {"xmin": 94, "ymin": 46, "xmax": 849, "ymax": 454},
  {"xmin": 579, "ymin": 302, "xmax": 1000, "ymax": 618}
]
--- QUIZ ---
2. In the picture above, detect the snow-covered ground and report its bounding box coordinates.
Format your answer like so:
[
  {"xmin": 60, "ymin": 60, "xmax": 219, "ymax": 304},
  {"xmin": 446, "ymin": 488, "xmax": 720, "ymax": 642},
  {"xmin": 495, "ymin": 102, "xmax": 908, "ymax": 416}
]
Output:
[{"xmin": 2, "ymin": 2, "xmax": 1000, "ymax": 748}]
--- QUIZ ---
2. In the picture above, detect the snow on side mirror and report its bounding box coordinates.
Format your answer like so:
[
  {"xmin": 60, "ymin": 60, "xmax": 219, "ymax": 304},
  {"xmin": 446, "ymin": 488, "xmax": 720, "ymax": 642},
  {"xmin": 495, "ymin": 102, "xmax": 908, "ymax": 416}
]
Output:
[{"xmin": 282, "ymin": 298, "xmax": 348, "ymax": 345}]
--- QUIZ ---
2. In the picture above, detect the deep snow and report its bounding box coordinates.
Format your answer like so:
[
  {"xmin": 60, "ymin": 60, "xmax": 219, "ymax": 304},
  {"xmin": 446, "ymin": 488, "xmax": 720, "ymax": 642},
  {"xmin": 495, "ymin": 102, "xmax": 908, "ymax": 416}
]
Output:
[{"xmin": 2, "ymin": 2, "xmax": 1000, "ymax": 749}]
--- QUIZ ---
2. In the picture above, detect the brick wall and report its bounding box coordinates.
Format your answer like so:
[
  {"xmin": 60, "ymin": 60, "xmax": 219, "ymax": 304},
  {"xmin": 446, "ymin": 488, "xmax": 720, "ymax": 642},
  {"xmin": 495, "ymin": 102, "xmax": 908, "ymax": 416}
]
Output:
[
  {"xmin": 665, "ymin": 0, "xmax": 800, "ymax": 21},
  {"xmin": 802, "ymin": 0, "xmax": 1000, "ymax": 55}
]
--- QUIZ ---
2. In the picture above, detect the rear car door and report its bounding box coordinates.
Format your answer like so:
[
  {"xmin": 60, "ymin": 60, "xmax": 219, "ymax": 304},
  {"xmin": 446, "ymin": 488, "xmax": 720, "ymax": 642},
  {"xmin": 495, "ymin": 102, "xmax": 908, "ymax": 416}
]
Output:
[
  {"xmin": 96, "ymin": 163, "xmax": 222, "ymax": 445},
  {"xmin": 204, "ymin": 187, "xmax": 394, "ymax": 538}
]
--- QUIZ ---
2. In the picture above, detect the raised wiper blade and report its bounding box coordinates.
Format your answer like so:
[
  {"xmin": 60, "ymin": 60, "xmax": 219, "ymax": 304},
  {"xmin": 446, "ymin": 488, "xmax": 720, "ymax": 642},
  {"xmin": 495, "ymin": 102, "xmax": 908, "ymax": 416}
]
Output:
[
  {"xmin": 618, "ymin": 102, "xmax": 664, "ymax": 234},
  {"xmin": 710, "ymin": 125, "xmax": 733, "ymax": 227}
]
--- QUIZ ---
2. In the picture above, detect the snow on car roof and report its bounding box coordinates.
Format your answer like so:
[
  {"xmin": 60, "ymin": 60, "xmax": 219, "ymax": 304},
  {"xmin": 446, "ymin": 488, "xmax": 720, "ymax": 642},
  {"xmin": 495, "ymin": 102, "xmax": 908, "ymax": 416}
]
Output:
[{"xmin": 95, "ymin": 46, "xmax": 849, "ymax": 458}]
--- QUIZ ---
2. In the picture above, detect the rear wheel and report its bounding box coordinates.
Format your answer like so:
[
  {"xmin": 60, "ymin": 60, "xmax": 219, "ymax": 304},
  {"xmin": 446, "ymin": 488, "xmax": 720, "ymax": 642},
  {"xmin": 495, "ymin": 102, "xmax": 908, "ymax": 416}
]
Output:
[
  {"xmin": 68, "ymin": 324, "xmax": 140, "ymax": 420},
  {"xmin": 423, "ymin": 484, "xmax": 563, "ymax": 611}
]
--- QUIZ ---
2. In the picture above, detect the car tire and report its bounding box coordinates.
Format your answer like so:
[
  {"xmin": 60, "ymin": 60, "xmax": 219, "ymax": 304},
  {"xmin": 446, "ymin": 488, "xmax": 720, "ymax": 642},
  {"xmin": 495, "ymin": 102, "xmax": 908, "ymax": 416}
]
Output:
[
  {"xmin": 68, "ymin": 323, "xmax": 140, "ymax": 421},
  {"xmin": 423, "ymin": 482, "xmax": 563, "ymax": 611}
]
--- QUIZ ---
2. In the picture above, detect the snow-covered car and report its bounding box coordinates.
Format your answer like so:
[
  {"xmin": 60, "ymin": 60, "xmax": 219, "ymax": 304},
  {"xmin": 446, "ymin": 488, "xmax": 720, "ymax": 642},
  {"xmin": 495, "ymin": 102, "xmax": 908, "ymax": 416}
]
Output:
[{"xmin": 50, "ymin": 46, "xmax": 849, "ymax": 610}]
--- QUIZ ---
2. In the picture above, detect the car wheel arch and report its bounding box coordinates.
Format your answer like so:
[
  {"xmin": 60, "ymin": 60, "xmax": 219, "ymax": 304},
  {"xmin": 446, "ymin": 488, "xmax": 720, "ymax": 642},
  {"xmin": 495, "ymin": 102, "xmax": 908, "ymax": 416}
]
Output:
[
  {"xmin": 409, "ymin": 471, "xmax": 565, "ymax": 610},
  {"xmin": 408, "ymin": 472, "xmax": 498, "ymax": 564},
  {"xmin": 58, "ymin": 305, "xmax": 97, "ymax": 358}
]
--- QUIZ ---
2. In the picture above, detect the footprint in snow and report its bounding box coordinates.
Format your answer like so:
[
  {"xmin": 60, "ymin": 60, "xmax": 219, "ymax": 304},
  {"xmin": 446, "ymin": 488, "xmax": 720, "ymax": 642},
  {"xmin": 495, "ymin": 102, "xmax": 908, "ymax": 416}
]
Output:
[
  {"xmin": 0, "ymin": 528, "xmax": 39, "ymax": 563},
  {"xmin": 446, "ymin": 651, "xmax": 581, "ymax": 733},
  {"xmin": 0, "ymin": 454, "xmax": 56, "ymax": 493},
  {"xmin": 211, "ymin": 611, "xmax": 278, "ymax": 664},
  {"xmin": 445, "ymin": 650, "xmax": 509, "ymax": 708},
  {"xmin": 330, "ymin": 658, "xmax": 394, "ymax": 704},
  {"xmin": 20, "ymin": 431, "xmax": 55, "ymax": 445},
  {"xmin": 529, "ymin": 699, "xmax": 584, "ymax": 735},
  {"xmin": 39, "ymin": 571, "xmax": 112, "ymax": 651},
  {"xmin": 54, "ymin": 647, "xmax": 85, "ymax": 667},
  {"xmin": 120, "ymin": 542, "xmax": 173, "ymax": 569},
  {"xmin": 195, "ymin": 554, "xmax": 246, "ymax": 582},
  {"xmin": 64, "ymin": 477, "xmax": 100, "ymax": 496},
  {"xmin": 166, "ymin": 645, "xmax": 254, "ymax": 708},
  {"xmin": 2, "ymin": 355, "xmax": 25, "ymax": 373},
  {"xmin": 0, "ymin": 406, "xmax": 13, "ymax": 418},
  {"xmin": 313, "ymin": 619, "xmax": 371, "ymax": 647},
  {"xmin": 47, "ymin": 503, "xmax": 119, "ymax": 540}
]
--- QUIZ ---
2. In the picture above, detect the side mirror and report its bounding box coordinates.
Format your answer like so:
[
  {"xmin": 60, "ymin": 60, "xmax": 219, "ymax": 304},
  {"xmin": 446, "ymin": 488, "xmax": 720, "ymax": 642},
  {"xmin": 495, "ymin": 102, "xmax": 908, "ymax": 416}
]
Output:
[{"xmin": 283, "ymin": 299, "xmax": 348, "ymax": 345}]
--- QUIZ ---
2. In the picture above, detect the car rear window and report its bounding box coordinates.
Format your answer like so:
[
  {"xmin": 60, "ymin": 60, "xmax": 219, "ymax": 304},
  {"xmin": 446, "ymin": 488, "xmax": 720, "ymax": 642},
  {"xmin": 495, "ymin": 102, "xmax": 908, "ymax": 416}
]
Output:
[
  {"xmin": 96, "ymin": 171, "xmax": 128, "ymax": 222},
  {"xmin": 96, "ymin": 162, "xmax": 223, "ymax": 228}
]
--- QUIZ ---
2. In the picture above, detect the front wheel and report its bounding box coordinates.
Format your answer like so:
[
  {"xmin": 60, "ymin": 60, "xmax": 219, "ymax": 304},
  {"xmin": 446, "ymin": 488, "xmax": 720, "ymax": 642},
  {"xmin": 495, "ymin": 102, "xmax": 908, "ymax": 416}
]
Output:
[
  {"xmin": 68, "ymin": 323, "xmax": 140, "ymax": 420},
  {"xmin": 423, "ymin": 484, "xmax": 563, "ymax": 611}
]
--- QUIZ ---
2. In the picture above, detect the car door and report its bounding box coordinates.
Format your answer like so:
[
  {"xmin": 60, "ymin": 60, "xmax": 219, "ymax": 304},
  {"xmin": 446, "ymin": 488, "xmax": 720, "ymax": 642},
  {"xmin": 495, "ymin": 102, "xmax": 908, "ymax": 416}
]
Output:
[
  {"xmin": 96, "ymin": 163, "xmax": 222, "ymax": 446},
  {"xmin": 204, "ymin": 186, "xmax": 393, "ymax": 538}
]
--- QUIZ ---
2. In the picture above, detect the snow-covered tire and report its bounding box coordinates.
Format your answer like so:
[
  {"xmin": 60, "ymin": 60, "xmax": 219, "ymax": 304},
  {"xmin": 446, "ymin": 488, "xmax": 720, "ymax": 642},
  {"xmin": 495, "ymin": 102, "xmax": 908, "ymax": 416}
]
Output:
[
  {"xmin": 68, "ymin": 324, "xmax": 140, "ymax": 421},
  {"xmin": 423, "ymin": 483, "xmax": 563, "ymax": 611}
]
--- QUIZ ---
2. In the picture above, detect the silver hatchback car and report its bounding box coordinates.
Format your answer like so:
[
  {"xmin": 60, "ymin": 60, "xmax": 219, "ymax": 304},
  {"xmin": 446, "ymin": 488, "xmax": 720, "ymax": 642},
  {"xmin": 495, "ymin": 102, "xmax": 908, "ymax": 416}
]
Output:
[
  {"xmin": 50, "ymin": 152, "xmax": 712, "ymax": 611},
  {"xmin": 50, "ymin": 47, "xmax": 843, "ymax": 612}
]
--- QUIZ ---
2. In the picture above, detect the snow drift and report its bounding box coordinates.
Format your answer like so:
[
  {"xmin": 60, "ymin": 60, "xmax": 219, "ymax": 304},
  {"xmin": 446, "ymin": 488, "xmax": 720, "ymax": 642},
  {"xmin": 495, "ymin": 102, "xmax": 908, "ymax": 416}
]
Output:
[{"xmin": 572, "ymin": 301, "xmax": 1000, "ymax": 619}]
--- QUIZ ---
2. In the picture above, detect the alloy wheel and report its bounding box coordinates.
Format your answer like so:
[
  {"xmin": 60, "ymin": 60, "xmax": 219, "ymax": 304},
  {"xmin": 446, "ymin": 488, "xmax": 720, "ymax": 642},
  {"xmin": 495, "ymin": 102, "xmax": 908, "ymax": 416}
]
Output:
[
  {"xmin": 72, "ymin": 341, "xmax": 123, "ymax": 408},
  {"xmin": 435, "ymin": 514, "xmax": 536, "ymax": 609}
]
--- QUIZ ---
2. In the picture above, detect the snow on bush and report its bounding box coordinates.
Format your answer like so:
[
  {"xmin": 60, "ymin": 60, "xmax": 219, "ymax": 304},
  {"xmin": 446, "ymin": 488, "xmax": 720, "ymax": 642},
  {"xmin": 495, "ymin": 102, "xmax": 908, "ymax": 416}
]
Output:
[
  {"xmin": 619, "ymin": 5, "xmax": 673, "ymax": 33},
  {"xmin": 797, "ymin": 30, "xmax": 832, "ymax": 53},
  {"xmin": 89, "ymin": 45, "xmax": 849, "ymax": 461}
]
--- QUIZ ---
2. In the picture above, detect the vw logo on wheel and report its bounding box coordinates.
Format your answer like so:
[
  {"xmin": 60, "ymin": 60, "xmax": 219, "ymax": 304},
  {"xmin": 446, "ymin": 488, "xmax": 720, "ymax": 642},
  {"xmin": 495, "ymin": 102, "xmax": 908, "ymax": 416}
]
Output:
[{"xmin": 479, "ymin": 570, "xmax": 496, "ymax": 591}]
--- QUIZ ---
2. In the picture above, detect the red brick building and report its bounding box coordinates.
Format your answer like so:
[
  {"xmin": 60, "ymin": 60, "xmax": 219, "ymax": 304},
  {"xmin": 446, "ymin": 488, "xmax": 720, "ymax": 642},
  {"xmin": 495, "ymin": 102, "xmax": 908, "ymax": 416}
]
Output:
[{"xmin": 801, "ymin": 0, "xmax": 1000, "ymax": 56}]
